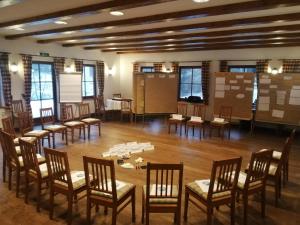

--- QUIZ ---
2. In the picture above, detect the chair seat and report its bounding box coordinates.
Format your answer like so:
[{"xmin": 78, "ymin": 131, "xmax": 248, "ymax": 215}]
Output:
[
  {"xmin": 187, "ymin": 120, "xmax": 204, "ymax": 125},
  {"xmin": 19, "ymin": 136, "xmax": 37, "ymax": 143},
  {"xmin": 143, "ymin": 184, "xmax": 178, "ymax": 204},
  {"xmin": 81, "ymin": 118, "xmax": 101, "ymax": 123},
  {"xmin": 24, "ymin": 130, "xmax": 49, "ymax": 137},
  {"xmin": 29, "ymin": 163, "xmax": 48, "ymax": 178},
  {"xmin": 91, "ymin": 180, "xmax": 134, "ymax": 200},
  {"xmin": 236, "ymin": 171, "xmax": 262, "ymax": 190},
  {"xmin": 45, "ymin": 124, "xmax": 66, "ymax": 131},
  {"xmin": 14, "ymin": 138, "xmax": 19, "ymax": 145},
  {"xmin": 15, "ymin": 146, "xmax": 21, "ymax": 155},
  {"xmin": 272, "ymin": 151, "xmax": 282, "ymax": 160},
  {"xmin": 186, "ymin": 179, "xmax": 231, "ymax": 201},
  {"xmin": 210, "ymin": 121, "xmax": 229, "ymax": 125},
  {"xmin": 13, "ymin": 154, "xmax": 45, "ymax": 167},
  {"xmin": 64, "ymin": 121, "xmax": 85, "ymax": 127},
  {"xmin": 54, "ymin": 170, "xmax": 86, "ymax": 190},
  {"xmin": 268, "ymin": 162, "xmax": 278, "ymax": 176}
]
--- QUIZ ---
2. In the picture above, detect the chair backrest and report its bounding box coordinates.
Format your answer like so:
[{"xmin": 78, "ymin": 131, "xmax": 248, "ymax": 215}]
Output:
[
  {"xmin": 219, "ymin": 106, "xmax": 232, "ymax": 122},
  {"xmin": 1, "ymin": 117, "xmax": 16, "ymax": 138},
  {"xmin": 44, "ymin": 147, "xmax": 73, "ymax": 190},
  {"xmin": 0, "ymin": 129, "xmax": 8, "ymax": 161},
  {"xmin": 289, "ymin": 128, "xmax": 296, "ymax": 143},
  {"xmin": 245, "ymin": 150, "xmax": 272, "ymax": 189},
  {"xmin": 83, "ymin": 156, "xmax": 117, "ymax": 201},
  {"xmin": 78, "ymin": 103, "xmax": 91, "ymax": 119},
  {"xmin": 208, "ymin": 157, "xmax": 242, "ymax": 201},
  {"xmin": 193, "ymin": 104, "xmax": 205, "ymax": 118},
  {"xmin": 94, "ymin": 96, "xmax": 105, "ymax": 112},
  {"xmin": 61, "ymin": 104, "xmax": 75, "ymax": 122},
  {"xmin": 12, "ymin": 100, "xmax": 24, "ymax": 115},
  {"xmin": 40, "ymin": 108, "xmax": 55, "ymax": 126},
  {"xmin": 274, "ymin": 137, "xmax": 292, "ymax": 176},
  {"xmin": 19, "ymin": 138, "xmax": 41, "ymax": 178},
  {"xmin": 18, "ymin": 111, "xmax": 33, "ymax": 135},
  {"xmin": 0, "ymin": 130, "xmax": 20, "ymax": 167},
  {"xmin": 112, "ymin": 93, "xmax": 121, "ymax": 98},
  {"xmin": 121, "ymin": 99, "xmax": 132, "ymax": 111},
  {"xmin": 146, "ymin": 162, "xmax": 183, "ymax": 204},
  {"xmin": 177, "ymin": 102, "xmax": 188, "ymax": 116}
]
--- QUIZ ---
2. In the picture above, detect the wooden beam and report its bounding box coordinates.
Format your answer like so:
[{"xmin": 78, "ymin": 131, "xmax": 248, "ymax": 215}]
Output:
[
  {"xmin": 5, "ymin": 0, "xmax": 300, "ymax": 39},
  {"xmin": 0, "ymin": 0, "xmax": 175, "ymax": 28},
  {"xmin": 40, "ymin": 23, "xmax": 300, "ymax": 44}
]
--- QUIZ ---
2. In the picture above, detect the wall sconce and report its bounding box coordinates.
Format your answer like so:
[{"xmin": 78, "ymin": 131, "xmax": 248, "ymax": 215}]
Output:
[
  {"xmin": 268, "ymin": 59, "xmax": 282, "ymax": 75},
  {"xmin": 108, "ymin": 67, "xmax": 113, "ymax": 76},
  {"xmin": 271, "ymin": 68, "xmax": 279, "ymax": 75},
  {"xmin": 10, "ymin": 63, "xmax": 18, "ymax": 73},
  {"xmin": 166, "ymin": 68, "xmax": 171, "ymax": 73},
  {"xmin": 65, "ymin": 65, "xmax": 73, "ymax": 73}
]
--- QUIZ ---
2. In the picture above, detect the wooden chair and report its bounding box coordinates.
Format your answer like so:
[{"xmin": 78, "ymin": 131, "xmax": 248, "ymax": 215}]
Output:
[
  {"xmin": 236, "ymin": 150, "xmax": 272, "ymax": 225},
  {"xmin": 18, "ymin": 111, "xmax": 51, "ymax": 153},
  {"xmin": 112, "ymin": 93, "xmax": 122, "ymax": 98},
  {"xmin": 0, "ymin": 129, "xmax": 9, "ymax": 182},
  {"xmin": 120, "ymin": 99, "xmax": 133, "ymax": 123},
  {"xmin": 78, "ymin": 103, "xmax": 101, "ymax": 139},
  {"xmin": 83, "ymin": 156, "xmax": 136, "ymax": 225},
  {"xmin": 19, "ymin": 138, "xmax": 49, "ymax": 212},
  {"xmin": 142, "ymin": 162, "xmax": 183, "ymax": 225},
  {"xmin": 168, "ymin": 102, "xmax": 188, "ymax": 136},
  {"xmin": 61, "ymin": 104, "xmax": 86, "ymax": 143},
  {"xmin": 94, "ymin": 95, "xmax": 106, "ymax": 121},
  {"xmin": 2, "ymin": 116, "xmax": 19, "ymax": 145},
  {"xmin": 184, "ymin": 157, "xmax": 242, "ymax": 225},
  {"xmin": 11, "ymin": 99, "xmax": 24, "ymax": 128},
  {"xmin": 44, "ymin": 147, "xmax": 87, "ymax": 225},
  {"xmin": 185, "ymin": 104, "xmax": 206, "ymax": 139},
  {"xmin": 40, "ymin": 107, "xmax": 68, "ymax": 148},
  {"xmin": 209, "ymin": 106, "xmax": 232, "ymax": 139}
]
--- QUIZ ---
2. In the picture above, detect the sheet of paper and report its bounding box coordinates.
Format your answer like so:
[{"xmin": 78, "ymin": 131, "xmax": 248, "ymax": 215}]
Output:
[
  {"xmin": 258, "ymin": 103, "xmax": 269, "ymax": 111},
  {"xmin": 272, "ymin": 110, "xmax": 284, "ymax": 118},
  {"xmin": 236, "ymin": 75, "xmax": 244, "ymax": 79},
  {"xmin": 229, "ymin": 80, "xmax": 238, "ymax": 84},
  {"xmin": 290, "ymin": 89, "xmax": 300, "ymax": 97},
  {"xmin": 216, "ymin": 84, "xmax": 225, "ymax": 91},
  {"xmin": 159, "ymin": 74, "xmax": 166, "ymax": 78},
  {"xmin": 246, "ymin": 87, "xmax": 253, "ymax": 91},
  {"xmin": 244, "ymin": 80, "xmax": 252, "ymax": 84},
  {"xmin": 236, "ymin": 93, "xmax": 245, "ymax": 99},
  {"xmin": 168, "ymin": 74, "xmax": 175, "ymax": 79},
  {"xmin": 215, "ymin": 91, "xmax": 225, "ymax": 98},
  {"xmin": 277, "ymin": 97, "xmax": 285, "ymax": 105},
  {"xmin": 277, "ymin": 90, "xmax": 287, "ymax": 96},
  {"xmin": 216, "ymin": 77, "xmax": 225, "ymax": 84},
  {"xmin": 231, "ymin": 86, "xmax": 240, "ymax": 90},
  {"xmin": 224, "ymin": 85, "xmax": 230, "ymax": 90},
  {"xmin": 289, "ymin": 97, "xmax": 300, "ymax": 105},
  {"xmin": 147, "ymin": 75, "xmax": 154, "ymax": 78},
  {"xmin": 260, "ymin": 78, "xmax": 271, "ymax": 84},
  {"xmin": 260, "ymin": 89, "xmax": 269, "ymax": 94},
  {"xmin": 270, "ymin": 85, "xmax": 277, "ymax": 89},
  {"xmin": 292, "ymin": 85, "xmax": 300, "ymax": 90},
  {"xmin": 190, "ymin": 116, "xmax": 203, "ymax": 122},
  {"xmin": 283, "ymin": 76, "xmax": 292, "ymax": 80},
  {"xmin": 262, "ymin": 75, "xmax": 269, "ymax": 79},
  {"xmin": 259, "ymin": 96, "xmax": 270, "ymax": 104}
]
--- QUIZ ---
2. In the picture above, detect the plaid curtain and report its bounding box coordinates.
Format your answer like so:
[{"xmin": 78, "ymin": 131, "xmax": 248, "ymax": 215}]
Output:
[
  {"xmin": 172, "ymin": 62, "xmax": 179, "ymax": 73},
  {"xmin": 255, "ymin": 60, "xmax": 269, "ymax": 105},
  {"xmin": 96, "ymin": 61, "xmax": 104, "ymax": 97},
  {"xmin": 74, "ymin": 59, "xmax": 83, "ymax": 73},
  {"xmin": 154, "ymin": 63, "xmax": 162, "ymax": 72},
  {"xmin": 220, "ymin": 60, "xmax": 228, "ymax": 72},
  {"xmin": 21, "ymin": 54, "xmax": 32, "ymax": 113},
  {"xmin": 133, "ymin": 62, "xmax": 139, "ymax": 73},
  {"xmin": 202, "ymin": 61, "xmax": 210, "ymax": 105},
  {"xmin": 283, "ymin": 60, "xmax": 300, "ymax": 73},
  {"xmin": 53, "ymin": 57, "xmax": 65, "ymax": 77},
  {"xmin": 0, "ymin": 53, "xmax": 12, "ymax": 106}
]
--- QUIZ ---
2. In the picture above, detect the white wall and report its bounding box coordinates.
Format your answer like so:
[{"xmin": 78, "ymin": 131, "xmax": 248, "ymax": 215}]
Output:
[{"xmin": 119, "ymin": 46, "xmax": 300, "ymax": 120}]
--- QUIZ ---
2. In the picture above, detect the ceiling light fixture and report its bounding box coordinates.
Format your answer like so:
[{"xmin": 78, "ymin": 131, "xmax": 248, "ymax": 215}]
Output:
[
  {"xmin": 192, "ymin": 0, "xmax": 209, "ymax": 3},
  {"xmin": 165, "ymin": 31, "xmax": 174, "ymax": 34},
  {"xmin": 110, "ymin": 11, "xmax": 124, "ymax": 16},
  {"xmin": 55, "ymin": 20, "xmax": 68, "ymax": 25}
]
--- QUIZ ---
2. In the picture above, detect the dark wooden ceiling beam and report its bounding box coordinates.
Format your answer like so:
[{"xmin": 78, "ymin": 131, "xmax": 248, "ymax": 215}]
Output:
[
  {"xmin": 5, "ymin": 0, "xmax": 300, "ymax": 39},
  {"xmin": 41, "ymin": 23, "xmax": 300, "ymax": 44},
  {"xmin": 0, "ymin": 0, "xmax": 175, "ymax": 28},
  {"xmin": 82, "ymin": 33, "xmax": 300, "ymax": 49}
]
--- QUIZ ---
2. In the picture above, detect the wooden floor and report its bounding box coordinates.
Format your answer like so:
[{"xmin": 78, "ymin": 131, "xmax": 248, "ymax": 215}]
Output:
[{"xmin": 0, "ymin": 119, "xmax": 299, "ymax": 225}]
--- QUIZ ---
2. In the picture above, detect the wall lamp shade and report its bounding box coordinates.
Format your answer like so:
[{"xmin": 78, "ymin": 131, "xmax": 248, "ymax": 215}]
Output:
[
  {"xmin": 108, "ymin": 67, "xmax": 113, "ymax": 76},
  {"xmin": 65, "ymin": 65, "xmax": 72, "ymax": 73},
  {"xmin": 271, "ymin": 68, "xmax": 279, "ymax": 75},
  {"xmin": 10, "ymin": 63, "xmax": 18, "ymax": 73}
]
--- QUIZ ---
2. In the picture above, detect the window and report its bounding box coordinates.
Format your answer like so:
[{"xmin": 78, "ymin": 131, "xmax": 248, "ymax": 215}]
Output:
[
  {"xmin": 179, "ymin": 67, "xmax": 202, "ymax": 100},
  {"xmin": 82, "ymin": 65, "xmax": 96, "ymax": 97},
  {"xmin": 141, "ymin": 66, "xmax": 154, "ymax": 73},
  {"xmin": 228, "ymin": 65, "xmax": 257, "ymax": 104},
  {"xmin": 31, "ymin": 62, "xmax": 56, "ymax": 118}
]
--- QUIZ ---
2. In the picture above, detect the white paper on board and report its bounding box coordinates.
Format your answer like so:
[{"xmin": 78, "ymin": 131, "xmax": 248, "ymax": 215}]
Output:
[
  {"xmin": 216, "ymin": 77, "xmax": 225, "ymax": 84},
  {"xmin": 236, "ymin": 93, "xmax": 245, "ymax": 99},
  {"xmin": 224, "ymin": 85, "xmax": 230, "ymax": 90},
  {"xmin": 216, "ymin": 84, "xmax": 225, "ymax": 91},
  {"xmin": 147, "ymin": 75, "xmax": 154, "ymax": 78},
  {"xmin": 159, "ymin": 74, "xmax": 166, "ymax": 78},
  {"xmin": 277, "ymin": 97, "xmax": 285, "ymax": 105},
  {"xmin": 215, "ymin": 91, "xmax": 225, "ymax": 98},
  {"xmin": 236, "ymin": 75, "xmax": 244, "ymax": 79},
  {"xmin": 168, "ymin": 74, "xmax": 175, "ymax": 79},
  {"xmin": 276, "ymin": 90, "xmax": 287, "ymax": 96},
  {"xmin": 289, "ymin": 97, "xmax": 300, "ymax": 105},
  {"xmin": 283, "ymin": 76, "xmax": 292, "ymax": 80},
  {"xmin": 272, "ymin": 110, "xmax": 284, "ymax": 118},
  {"xmin": 260, "ymin": 89, "xmax": 269, "ymax": 94},
  {"xmin": 259, "ymin": 96, "xmax": 270, "ymax": 104},
  {"xmin": 292, "ymin": 85, "xmax": 300, "ymax": 90},
  {"xmin": 260, "ymin": 79, "xmax": 271, "ymax": 84},
  {"xmin": 270, "ymin": 85, "xmax": 277, "ymax": 89},
  {"xmin": 244, "ymin": 80, "xmax": 252, "ymax": 84},
  {"xmin": 231, "ymin": 86, "xmax": 240, "ymax": 90},
  {"xmin": 262, "ymin": 75, "xmax": 269, "ymax": 79},
  {"xmin": 246, "ymin": 87, "xmax": 253, "ymax": 91},
  {"xmin": 290, "ymin": 89, "xmax": 300, "ymax": 97},
  {"xmin": 258, "ymin": 103, "xmax": 269, "ymax": 111},
  {"xmin": 229, "ymin": 80, "xmax": 238, "ymax": 84}
]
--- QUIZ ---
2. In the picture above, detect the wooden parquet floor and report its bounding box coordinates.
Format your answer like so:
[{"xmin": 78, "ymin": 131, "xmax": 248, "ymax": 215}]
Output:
[{"xmin": 0, "ymin": 120, "xmax": 299, "ymax": 225}]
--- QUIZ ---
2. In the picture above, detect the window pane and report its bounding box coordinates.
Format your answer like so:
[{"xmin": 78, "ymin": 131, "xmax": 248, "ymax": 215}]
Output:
[
  {"xmin": 245, "ymin": 67, "xmax": 256, "ymax": 73},
  {"xmin": 192, "ymin": 84, "xmax": 202, "ymax": 98},
  {"xmin": 40, "ymin": 82, "xmax": 53, "ymax": 99},
  {"xmin": 141, "ymin": 67, "xmax": 154, "ymax": 73},
  {"xmin": 41, "ymin": 99, "xmax": 54, "ymax": 109},
  {"xmin": 31, "ymin": 82, "xmax": 40, "ymax": 100},
  {"xmin": 192, "ymin": 68, "xmax": 201, "ymax": 83},
  {"xmin": 32, "ymin": 64, "xmax": 40, "ymax": 82},
  {"xmin": 84, "ymin": 66, "xmax": 94, "ymax": 81},
  {"xmin": 85, "ymin": 82, "xmax": 94, "ymax": 96},
  {"xmin": 230, "ymin": 68, "xmax": 245, "ymax": 72},
  {"xmin": 180, "ymin": 83, "xmax": 191, "ymax": 98},
  {"xmin": 82, "ymin": 82, "xmax": 86, "ymax": 96},
  {"xmin": 180, "ymin": 69, "xmax": 192, "ymax": 83},
  {"xmin": 30, "ymin": 100, "xmax": 41, "ymax": 118},
  {"xmin": 40, "ymin": 64, "xmax": 52, "ymax": 82}
]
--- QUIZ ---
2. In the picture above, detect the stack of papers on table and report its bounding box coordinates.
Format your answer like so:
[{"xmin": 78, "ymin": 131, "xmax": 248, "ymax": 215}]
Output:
[{"xmin": 102, "ymin": 142, "xmax": 154, "ymax": 157}]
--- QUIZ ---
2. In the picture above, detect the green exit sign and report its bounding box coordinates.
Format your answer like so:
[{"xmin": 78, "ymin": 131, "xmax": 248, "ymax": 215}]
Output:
[{"xmin": 40, "ymin": 52, "xmax": 50, "ymax": 57}]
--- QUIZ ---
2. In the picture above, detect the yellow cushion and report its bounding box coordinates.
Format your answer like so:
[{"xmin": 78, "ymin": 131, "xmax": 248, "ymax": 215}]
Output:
[
  {"xmin": 211, "ymin": 120, "xmax": 229, "ymax": 125},
  {"xmin": 81, "ymin": 118, "xmax": 100, "ymax": 123},
  {"xmin": 45, "ymin": 124, "xmax": 66, "ymax": 131},
  {"xmin": 25, "ymin": 130, "xmax": 49, "ymax": 137},
  {"xmin": 15, "ymin": 146, "xmax": 21, "ymax": 155},
  {"xmin": 272, "ymin": 151, "xmax": 282, "ymax": 160},
  {"xmin": 143, "ymin": 184, "xmax": 178, "ymax": 204},
  {"xmin": 15, "ymin": 154, "xmax": 45, "ymax": 167},
  {"xmin": 54, "ymin": 171, "xmax": 86, "ymax": 190},
  {"xmin": 236, "ymin": 171, "xmax": 262, "ymax": 190},
  {"xmin": 14, "ymin": 138, "xmax": 19, "ymax": 145},
  {"xmin": 19, "ymin": 136, "xmax": 37, "ymax": 143},
  {"xmin": 64, "ymin": 121, "xmax": 84, "ymax": 127},
  {"xmin": 186, "ymin": 179, "xmax": 231, "ymax": 201},
  {"xmin": 268, "ymin": 163, "xmax": 278, "ymax": 176},
  {"xmin": 29, "ymin": 163, "xmax": 48, "ymax": 178}
]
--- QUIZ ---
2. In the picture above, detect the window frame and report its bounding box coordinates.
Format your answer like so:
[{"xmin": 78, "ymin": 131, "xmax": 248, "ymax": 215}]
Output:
[
  {"xmin": 178, "ymin": 66, "xmax": 202, "ymax": 101},
  {"xmin": 141, "ymin": 66, "xmax": 155, "ymax": 73},
  {"xmin": 82, "ymin": 64, "xmax": 97, "ymax": 99}
]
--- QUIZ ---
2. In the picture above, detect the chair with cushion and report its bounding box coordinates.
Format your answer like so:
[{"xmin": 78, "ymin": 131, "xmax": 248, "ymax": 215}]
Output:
[
  {"xmin": 61, "ymin": 104, "xmax": 85, "ymax": 143},
  {"xmin": 142, "ymin": 162, "xmax": 183, "ymax": 225},
  {"xmin": 168, "ymin": 102, "xmax": 188, "ymax": 136},
  {"xmin": 44, "ymin": 147, "xmax": 87, "ymax": 225},
  {"xmin": 185, "ymin": 104, "xmax": 206, "ymax": 139},
  {"xmin": 18, "ymin": 111, "xmax": 51, "ymax": 153},
  {"xmin": 11, "ymin": 99, "xmax": 24, "ymax": 126},
  {"xmin": 83, "ymin": 156, "xmax": 136, "ymax": 225},
  {"xmin": 209, "ymin": 105, "xmax": 232, "ymax": 139},
  {"xmin": 236, "ymin": 150, "xmax": 272, "ymax": 225},
  {"xmin": 78, "ymin": 103, "xmax": 101, "ymax": 139},
  {"xmin": 19, "ymin": 138, "xmax": 49, "ymax": 212},
  {"xmin": 120, "ymin": 99, "xmax": 133, "ymax": 123},
  {"xmin": 94, "ymin": 95, "xmax": 106, "ymax": 121},
  {"xmin": 40, "ymin": 107, "xmax": 68, "ymax": 148},
  {"xmin": 184, "ymin": 157, "xmax": 242, "ymax": 225}
]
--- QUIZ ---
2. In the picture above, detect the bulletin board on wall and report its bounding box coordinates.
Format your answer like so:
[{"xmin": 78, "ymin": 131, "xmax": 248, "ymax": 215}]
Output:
[
  {"xmin": 133, "ymin": 73, "xmax": 145, "ymax": 114},
  {"xmin": 255, "ymin": 73, "xmax": 300, "ymax": 126},
  {"xmin": 213, "ymin": 72, "xmax": 255, "ymax": 120},
  {"xmin": 59, "ymin": 72, "xmax": 82, "ymax": 103}
]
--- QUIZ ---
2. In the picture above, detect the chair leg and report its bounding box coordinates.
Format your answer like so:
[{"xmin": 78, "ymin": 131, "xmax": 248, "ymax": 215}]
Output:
[
  {"xmin": 87, "ymin": 196, "xmax": 91, "ymax": 224},
  {"xmin": 48, "ymin": 134, "xmax": 51, "ymax": 148},
  {"xmin": 88, "ymin": 125, "xmax": 91, "ymax": 139},
  {"xmin": 71, "ymin": 129, "xmax": 74, "ymax": 143},
  {"xmin": 231, "ymin": 200, "xmax": 236, "ymax": 225},
  {"xmin": 207, "ymin": 207, "xmax": 213, "ymax": 225},
  {"xmin": 8, "ymin": 166, "xmax": 12, "ymax": 190},
  {"xmin": 112, "ymin": 207, "xmax": 117, "ymax": 225},
  {"xmin": 177, "ymin": 206, "xmax": 181, "ymax": 225},
  {"xmin": 184, "ymin": 191, "xmax": 189, "ymax": 221},
  {"xmin": 141, "ymin": 193, "xmax": 145, "ymax": 224},
  {"xmin": 67, "ymin": 194, "xmax": 73, "ymax": 225},
  {"xmin": 65, "ymin": 130, "xmax": 68, "ymax": 145},
  {"xmin": 98, "ymin": 123, "xmax": 101, "ymax": 136},
  {"xmin": 37, "ymin": 181, "xmax": 42, "ymax": 212},
  {"xmin": 49, "ymin": 188, "xmax": 54, "ymax": 219},
  {"xmin": 168, "ymin": 123, "xmax": 171, "ymax": 134},
  {"xmin": 243, "ymin": 195, "xmax": 248, "ymax": 225},
  {"xmin": 52, "ymin": 132, "xmax": 56, "ymax": 149},
  {"xmin": 2, "ymin": 156, "xmax": 6, "ymax": 182},
  {"xmin": 146, "ymin": 209, "xmax": 150, "ymax": 225},
  {"xmin": 104, "ymin": 206, "xmax": 108, "ymax": 215},
  {"xmin": 16, "ymin": 168, "xmax": 20, "ymax": 198},
  {"xmin": 132, "ymin": 191, "xmax": 136, "ymax": 223},
  {"xmin": 83, "ymin": 126, "xmax": 86, "ymax": 140},
  {"xmin": 261, "ymin": 188, "xmax": 266, "ymax": 218},
  {"xmin": 25, "ymin": 174, "xmax": 29, "ymax": 204}
]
